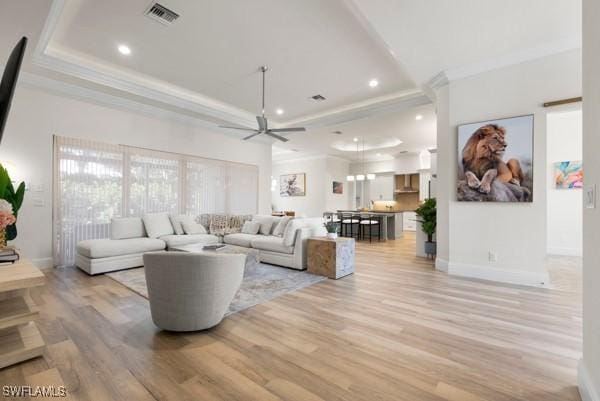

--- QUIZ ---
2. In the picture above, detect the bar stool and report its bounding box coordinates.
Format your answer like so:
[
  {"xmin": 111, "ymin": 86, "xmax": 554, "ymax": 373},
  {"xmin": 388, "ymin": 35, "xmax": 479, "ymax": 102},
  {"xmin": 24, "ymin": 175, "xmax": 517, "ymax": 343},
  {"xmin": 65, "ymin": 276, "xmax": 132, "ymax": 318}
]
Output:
[
  {"xmin": 360, "ymin": 214, "xmax": 382, "ymax": 242},
  {"xmin": 340, "ymin": 213, "xmax": 360, "ymax": 239}
]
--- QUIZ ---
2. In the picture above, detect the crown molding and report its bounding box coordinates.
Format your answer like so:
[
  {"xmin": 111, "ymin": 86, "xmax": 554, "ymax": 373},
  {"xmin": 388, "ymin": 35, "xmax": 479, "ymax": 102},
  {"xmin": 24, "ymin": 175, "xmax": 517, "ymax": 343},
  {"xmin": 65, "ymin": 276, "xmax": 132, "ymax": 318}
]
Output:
[
  {"xmin": 427, "ymin": 71, "xmax": 449, "ymax": 90},
  {"xmin": 445, "ymin": 36, "xmax": 581, "ymax": 82},
  {"xmin": 282, "ymin": 90, "xmax": 431, "ymax": 129},
  {"xmin": 31, "ymin": 0, "xmax": 430, "ymax": 134},
  {"xmin": 18, "ymin": 71, "xmax": 273, "ymax": 144},
  {"xmin": 272, "ymin": 152, "xmax": 353, "ymax": 165},
  {"xmin": 272, "ymin": 154, "xmax": 329, "ymax": 165},
  {"xmin": 423, "ymin": 37, "xmax": 581, "ymax": 100},
  {"xmin": 32, "ymin": 1, "xmax": 260, "ymax": 129}
]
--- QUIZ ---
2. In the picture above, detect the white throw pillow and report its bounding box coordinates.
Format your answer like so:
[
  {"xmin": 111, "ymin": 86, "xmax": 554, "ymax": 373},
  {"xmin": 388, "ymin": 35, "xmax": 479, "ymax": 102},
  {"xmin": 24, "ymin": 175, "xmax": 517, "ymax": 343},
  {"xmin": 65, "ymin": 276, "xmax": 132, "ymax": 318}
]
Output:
[
  {"xmin": 269, "ymin": 216, "xmax": 282, "ymax": 234},
  {"xmin": 282, "ymin": 218, "xmax": 303, "ymax": 246},
  {"xmin": 252, "ymin": 215, "xmax": 274, "ymax": 235},
  {"xmin": 272, "ymin": 216, "xmax": 293, "ymax": 237},
  {"xmin": 111, "ymin": 217, "xmax": 146, "ymax": 239},
  {"xmin": 169, "ymin": 214, "xmax": 183, "ymax": 235},
  {"xmin": 241, "ymin": 221, "xmax": 261, "ymax": 235},
  {"xmin": 170, "ymin": 215, "xmax": 198, "ymax": 235},
  {"xmin": 182, "ymin": 221, "xmax": 208, "ymax": 235},
  {"xmin": 143, "ymin": 213, "xmax": 175, "ymax": 238}
]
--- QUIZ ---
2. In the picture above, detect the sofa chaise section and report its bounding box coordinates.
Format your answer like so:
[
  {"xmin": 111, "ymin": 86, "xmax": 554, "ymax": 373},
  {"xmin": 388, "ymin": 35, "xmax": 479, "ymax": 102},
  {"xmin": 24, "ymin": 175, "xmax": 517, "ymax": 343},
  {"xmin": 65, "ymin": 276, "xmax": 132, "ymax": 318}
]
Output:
[{"xmin": 76, "ymin": 237, "xmax": 165, "ymax": 275}]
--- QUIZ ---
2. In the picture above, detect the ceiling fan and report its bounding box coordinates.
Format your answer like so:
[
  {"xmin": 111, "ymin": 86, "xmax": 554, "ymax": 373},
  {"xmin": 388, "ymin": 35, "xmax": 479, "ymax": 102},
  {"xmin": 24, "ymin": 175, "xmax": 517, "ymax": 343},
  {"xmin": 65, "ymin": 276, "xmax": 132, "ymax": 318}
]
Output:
[{"xmin": 218, "ymin": 66, "xmax": 306, "ymax": 142}]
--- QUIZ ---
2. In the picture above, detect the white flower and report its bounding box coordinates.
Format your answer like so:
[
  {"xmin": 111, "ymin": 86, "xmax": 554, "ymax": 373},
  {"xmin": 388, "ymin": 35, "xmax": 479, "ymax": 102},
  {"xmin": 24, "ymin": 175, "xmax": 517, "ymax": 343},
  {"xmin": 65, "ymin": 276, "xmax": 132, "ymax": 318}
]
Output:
[{"xmin": 0, "ymin": 199, "xmax": 13, "ymax": 214}]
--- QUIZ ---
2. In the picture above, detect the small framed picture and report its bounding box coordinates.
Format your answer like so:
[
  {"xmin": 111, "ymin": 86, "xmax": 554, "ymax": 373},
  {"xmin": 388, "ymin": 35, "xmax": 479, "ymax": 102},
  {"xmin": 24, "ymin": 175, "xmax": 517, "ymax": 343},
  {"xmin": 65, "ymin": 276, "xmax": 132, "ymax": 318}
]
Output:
[
  {"xmin": 280, "ymin": 173, "xmax": 306, "ymax": 197},
  {"xmin": 333, "ymin": 181, "xmax": 343, "ymax": 194}
]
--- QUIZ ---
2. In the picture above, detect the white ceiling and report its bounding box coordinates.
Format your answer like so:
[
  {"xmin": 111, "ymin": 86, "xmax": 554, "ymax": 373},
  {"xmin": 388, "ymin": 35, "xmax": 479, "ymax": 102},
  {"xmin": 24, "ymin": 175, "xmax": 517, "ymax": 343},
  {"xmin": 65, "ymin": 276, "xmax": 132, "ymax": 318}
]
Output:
[
  {"xmin": 48, "ymin": 0, "xmax": 415, "ymax": 122},
  {"xmin": 1, "ymin": 0, "xmax": 581, "ymax": 156},
  {"xmin": 349, "ymin": 0, "xmax": 581, "ymax": 85},
  {"xmin": 272, "ymin": 103, "xmax": 436, "ymax": 162}
]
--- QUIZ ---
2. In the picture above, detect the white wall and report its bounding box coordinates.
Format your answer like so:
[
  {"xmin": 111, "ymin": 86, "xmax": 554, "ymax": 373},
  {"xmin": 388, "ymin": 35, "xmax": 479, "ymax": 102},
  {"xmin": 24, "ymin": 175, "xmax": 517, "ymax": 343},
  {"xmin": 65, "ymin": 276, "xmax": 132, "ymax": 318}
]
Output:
[
  {"xmin": 436, "ymin": 49, "xmax": 581, "ymax": 286},
  {"xmin": 581, "ymin": 1, "xmax": 600, "ymax": 399},
  {"xmin": 272, "ymin": 156, "xmax": 350, "ymax": 217},
  {"xmin": 546, "ymin": 109, "xmax": 582, "ymax": 256},
  {"xmin": 325, "ymin": 158, "xmax": 352, "ymax": 212},
  {"xmin": 0, "ymin": 84, "xmax": 272, "ymax": 266}
]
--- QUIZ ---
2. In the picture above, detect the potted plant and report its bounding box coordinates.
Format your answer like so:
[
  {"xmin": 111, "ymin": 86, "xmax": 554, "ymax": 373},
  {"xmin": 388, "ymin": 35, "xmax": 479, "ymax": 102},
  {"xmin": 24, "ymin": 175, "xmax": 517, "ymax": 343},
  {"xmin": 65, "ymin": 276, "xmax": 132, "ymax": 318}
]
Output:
[
  {"xmin": 415, "ymin": 198, "xmax": 436, "ymax": 258},
  {"xmin": 324, "ymin": 221, "xmax": 339, "ymax": 239}
]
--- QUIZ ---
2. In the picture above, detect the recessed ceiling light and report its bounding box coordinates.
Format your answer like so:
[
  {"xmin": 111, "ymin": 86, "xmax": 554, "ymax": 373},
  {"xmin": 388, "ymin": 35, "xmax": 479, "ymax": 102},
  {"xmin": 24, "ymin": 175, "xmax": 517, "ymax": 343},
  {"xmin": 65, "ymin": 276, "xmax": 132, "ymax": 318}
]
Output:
[
  {"xmin": 415, "ymin": 114, "xmax": 423, "ymax": 121},
  {"xmin": 353, "ymin": 137, "xmax": 359, "ymax": 142},
  {"xmin": 376, "ymin": 153, "xmax": 381, "ymax": 157},
  {"xmin": 369, "ymin": 79, "xmax": 379, "ymax": 88},
  {"xmin": 118, "ymin": 44, "xmax": 131, "ymax": 55},
  {"xmin": 276, "ymin": 108, "xmax": 284, "ymax": 115}
]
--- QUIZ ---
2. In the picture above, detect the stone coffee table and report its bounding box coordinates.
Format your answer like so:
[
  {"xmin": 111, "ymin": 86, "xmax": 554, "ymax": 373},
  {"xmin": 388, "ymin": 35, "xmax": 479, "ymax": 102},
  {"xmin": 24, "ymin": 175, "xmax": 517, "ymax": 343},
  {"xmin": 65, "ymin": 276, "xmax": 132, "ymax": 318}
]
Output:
[
  {"xmin": 307, "ymin": 237, "xmax": 355, "ymax": 279},
  {"xmin": 170, "ymin": 243, "xmax": 260, "ymax": 269}
]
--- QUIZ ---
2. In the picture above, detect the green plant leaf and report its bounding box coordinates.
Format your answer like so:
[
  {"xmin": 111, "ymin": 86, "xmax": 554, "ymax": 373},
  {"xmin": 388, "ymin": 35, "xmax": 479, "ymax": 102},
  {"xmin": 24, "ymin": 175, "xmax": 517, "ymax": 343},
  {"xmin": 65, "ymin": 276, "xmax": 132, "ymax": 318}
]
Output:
[
  {"xmin": 415, "ymin": 198, "xmax": 436, "ymax": 241},
  {"xmin": 5, "ymin": 224, "xmax": 16, "ymax": 241},
  {"xmin": 14, "ymin": 182, "xmax": 25, "ymax": 211},
  {"xmin": 0, "ymin": 164, "xmax": 9, "ymax": 198}
]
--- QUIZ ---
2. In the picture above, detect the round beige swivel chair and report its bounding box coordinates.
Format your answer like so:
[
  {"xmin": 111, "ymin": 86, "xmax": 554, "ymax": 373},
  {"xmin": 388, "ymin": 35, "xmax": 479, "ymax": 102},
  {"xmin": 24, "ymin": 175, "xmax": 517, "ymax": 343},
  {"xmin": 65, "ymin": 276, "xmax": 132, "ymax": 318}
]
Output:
[{"xmin": 143, "ymin": 252, "xmax": 245, "ymax": 331}]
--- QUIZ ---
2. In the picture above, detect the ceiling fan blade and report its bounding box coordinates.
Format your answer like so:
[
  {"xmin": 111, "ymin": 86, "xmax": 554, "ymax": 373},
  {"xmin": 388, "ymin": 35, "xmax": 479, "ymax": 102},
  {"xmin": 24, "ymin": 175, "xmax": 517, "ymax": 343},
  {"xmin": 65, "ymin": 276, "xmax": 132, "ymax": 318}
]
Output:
[
  {"xmin": 219, "ymin": 125, "xmax": 259, "ymax": 132},
  {"xmin": 256, "ymin": 116, "xmax": 267, "ymax": 131},
  {"xmin": 243, "ymin": 132, "xmax": 263, "ymax": 140},
  {"xmin": 265, "ymin": 131, "xmax": 289, "ymax": 142},
  {"xmin": 269, "ymin": 127, "xmax": 306, "ymax": 133}
]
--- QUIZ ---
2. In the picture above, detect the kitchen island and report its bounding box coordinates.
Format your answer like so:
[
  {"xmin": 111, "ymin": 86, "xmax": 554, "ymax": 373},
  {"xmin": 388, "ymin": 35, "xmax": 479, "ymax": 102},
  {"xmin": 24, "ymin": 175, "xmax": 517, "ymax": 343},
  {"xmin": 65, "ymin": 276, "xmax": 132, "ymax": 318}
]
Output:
[{"xmin": 333, "ymin": 210, "xmax": 410, "ymax": 240}]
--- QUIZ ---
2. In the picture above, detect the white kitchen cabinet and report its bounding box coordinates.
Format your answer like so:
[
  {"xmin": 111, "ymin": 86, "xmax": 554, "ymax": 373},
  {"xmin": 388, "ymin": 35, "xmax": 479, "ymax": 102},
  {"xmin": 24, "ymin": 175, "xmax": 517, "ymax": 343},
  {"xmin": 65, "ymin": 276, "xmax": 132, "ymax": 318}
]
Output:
[
  {"xmin": 369, "ymin": 175, "xmax": 394, "ymax": 201},
  {"xmin": 419, "ymin": 171, "xmax": 432, "ymax": 201},
  {"xmin": 402, "ymin": 211, "xmax": 417, "ymax": 231}
]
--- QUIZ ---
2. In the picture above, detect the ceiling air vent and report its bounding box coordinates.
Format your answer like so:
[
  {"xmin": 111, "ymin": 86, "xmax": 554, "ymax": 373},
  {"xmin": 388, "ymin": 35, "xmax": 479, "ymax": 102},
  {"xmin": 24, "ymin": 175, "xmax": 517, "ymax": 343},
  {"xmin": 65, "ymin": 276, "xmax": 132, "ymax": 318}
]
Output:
[
  {"xmin": 310, "ymin": 94, "xmax": 326, "ymax": 102},
  {"xmin": 145, "ymin": 2, "xmax": 179, "ymax": 25}
]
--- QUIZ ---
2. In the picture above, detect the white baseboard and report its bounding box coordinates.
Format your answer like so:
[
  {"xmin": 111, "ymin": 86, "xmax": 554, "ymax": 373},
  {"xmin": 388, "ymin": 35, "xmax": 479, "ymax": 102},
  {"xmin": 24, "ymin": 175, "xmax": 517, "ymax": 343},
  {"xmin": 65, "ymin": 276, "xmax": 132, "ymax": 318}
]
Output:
[
  {"xmin": 435, "ymin": 258, "xmax": 448, "ymax": 272},
  {"xmin": 31, "ymin": 257, "xmax": 54, "ymax": 270},
  {"xmin": 579, "ymin": 360, "xmax": 600, "ymax": 401},
  {"xmin": 547, "ymin": 246, "xmax": 583, "ymax": 257},
  {"xmin": 448, "ymin": 261, "xmax": 550, "ymax": 287}
]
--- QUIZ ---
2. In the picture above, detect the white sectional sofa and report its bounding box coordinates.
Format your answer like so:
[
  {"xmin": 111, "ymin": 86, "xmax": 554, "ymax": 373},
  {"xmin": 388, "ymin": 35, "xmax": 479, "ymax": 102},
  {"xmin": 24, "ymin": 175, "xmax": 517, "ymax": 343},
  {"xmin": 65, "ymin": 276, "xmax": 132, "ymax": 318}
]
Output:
[
  {"xmin": 76, "ymin": 214, "xmax": 218, "ymax": 275},
  {"xmin": 75, "ymin": 213, "xmax": 325, "ymax": 275},
  {"xmin": 223, "ymin": 216, "xmax": 325, "ymax": 270}
]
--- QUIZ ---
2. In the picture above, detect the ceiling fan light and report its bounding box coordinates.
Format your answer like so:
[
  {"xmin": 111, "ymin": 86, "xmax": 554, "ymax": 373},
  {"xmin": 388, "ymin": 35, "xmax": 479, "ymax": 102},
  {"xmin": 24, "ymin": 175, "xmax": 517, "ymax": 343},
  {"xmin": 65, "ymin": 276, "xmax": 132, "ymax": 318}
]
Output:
[
  {"xmin": 347, "ymin": 175, "xmax": 355, "ymax": 182},
  {"xmin": 367, "ymin": 173, "xmax": 376, "ymax": 180},
  {"xmin": 356, "ymin": 174, "xmax": 365, "ymax": 181}
]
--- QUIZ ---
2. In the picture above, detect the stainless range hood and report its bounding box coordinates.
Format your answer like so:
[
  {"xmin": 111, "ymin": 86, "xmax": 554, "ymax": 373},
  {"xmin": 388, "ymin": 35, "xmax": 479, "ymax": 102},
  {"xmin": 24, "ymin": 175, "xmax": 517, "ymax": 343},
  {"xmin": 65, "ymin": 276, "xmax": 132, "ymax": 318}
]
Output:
[{"xmin": 394, "ymin": 174, "xmax": 419, "ymax": 193}]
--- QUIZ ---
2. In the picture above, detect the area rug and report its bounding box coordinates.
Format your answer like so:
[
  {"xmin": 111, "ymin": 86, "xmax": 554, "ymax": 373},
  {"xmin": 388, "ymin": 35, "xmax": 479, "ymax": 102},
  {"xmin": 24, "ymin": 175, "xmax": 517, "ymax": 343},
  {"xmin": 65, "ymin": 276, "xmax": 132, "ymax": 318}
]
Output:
[{"xmin": 106, "ymin": 262, "xmax": 326, "ymax": 315}]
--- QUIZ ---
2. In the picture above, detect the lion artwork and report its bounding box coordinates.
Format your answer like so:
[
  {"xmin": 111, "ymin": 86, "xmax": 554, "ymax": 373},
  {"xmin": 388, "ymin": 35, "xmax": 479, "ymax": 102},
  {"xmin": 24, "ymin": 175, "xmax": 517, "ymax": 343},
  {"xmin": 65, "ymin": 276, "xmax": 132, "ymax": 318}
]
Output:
[{"xmin": 461, "ymin": 124, "xmax": 523, "ymax": 194}]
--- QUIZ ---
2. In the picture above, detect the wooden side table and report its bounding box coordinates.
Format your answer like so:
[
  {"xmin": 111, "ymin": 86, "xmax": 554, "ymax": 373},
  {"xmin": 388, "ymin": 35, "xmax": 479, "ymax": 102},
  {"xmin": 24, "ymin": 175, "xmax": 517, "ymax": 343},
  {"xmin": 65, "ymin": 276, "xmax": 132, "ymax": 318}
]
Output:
[
  {"xmin": 0, "ymin": 258, "xmax": 46, "ymax": 369},
  {"xmin": 307, "ymin": 237, "xmax": 355, "ymax": 279}
]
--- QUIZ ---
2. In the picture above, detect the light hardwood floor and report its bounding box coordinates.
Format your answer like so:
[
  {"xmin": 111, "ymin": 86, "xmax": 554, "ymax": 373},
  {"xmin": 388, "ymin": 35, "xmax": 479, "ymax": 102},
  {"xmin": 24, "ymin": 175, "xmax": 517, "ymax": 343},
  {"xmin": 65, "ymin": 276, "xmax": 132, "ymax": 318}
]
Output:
[{"xmin": 0, "ymin": 233, "xmax": 582, "ymax": 401}]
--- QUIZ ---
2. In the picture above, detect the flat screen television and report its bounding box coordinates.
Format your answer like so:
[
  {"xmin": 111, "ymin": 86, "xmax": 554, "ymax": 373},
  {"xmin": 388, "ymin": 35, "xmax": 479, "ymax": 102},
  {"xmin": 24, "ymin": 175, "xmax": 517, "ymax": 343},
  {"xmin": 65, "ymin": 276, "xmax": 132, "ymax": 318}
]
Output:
[{"xmin": 0, "ymin": 37, "xmax": 27, "ymax": 144}]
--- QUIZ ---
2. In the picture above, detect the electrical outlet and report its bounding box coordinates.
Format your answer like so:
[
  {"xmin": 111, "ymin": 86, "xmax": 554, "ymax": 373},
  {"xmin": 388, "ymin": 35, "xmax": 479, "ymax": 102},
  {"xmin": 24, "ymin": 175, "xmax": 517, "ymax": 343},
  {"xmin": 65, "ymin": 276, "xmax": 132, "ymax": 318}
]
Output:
[
  {"xmin": 488, "ymin": 251, "xmax": 498, "ymax": 263},
  {"xmin": 585, "ymin": 184, "xmax": 596, "ymax": 209}
]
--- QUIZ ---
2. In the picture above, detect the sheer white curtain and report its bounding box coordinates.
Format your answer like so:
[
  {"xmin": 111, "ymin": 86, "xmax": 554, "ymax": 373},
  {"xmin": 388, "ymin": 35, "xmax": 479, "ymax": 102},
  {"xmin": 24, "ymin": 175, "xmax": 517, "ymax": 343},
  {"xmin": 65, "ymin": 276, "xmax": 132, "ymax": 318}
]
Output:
[
  {"xmin": 185, "ymin": 159, "xmax": 227, "ymax": 215},
  {"xmin": 127, "ymin": 148, "xmax": 180, "ymax": 216},
  {"xmin": 54, "ymin": 136, "xmax": 259, "ymax": 266},
  {"xmin": 53, "ymin": 136, "xmax": 124, "ymax": 267},
  {"xmin": 227, "ymin": 163, "xmax": 259, "ymax": 214}
]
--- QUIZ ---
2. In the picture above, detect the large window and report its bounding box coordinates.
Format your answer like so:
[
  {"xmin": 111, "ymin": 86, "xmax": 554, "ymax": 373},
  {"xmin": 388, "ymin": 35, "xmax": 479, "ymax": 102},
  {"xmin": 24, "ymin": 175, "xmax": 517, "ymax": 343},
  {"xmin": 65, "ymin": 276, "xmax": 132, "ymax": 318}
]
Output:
[{"xmin": 53, "ymin": 136, "xmax": 259, "ymax": 266}]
